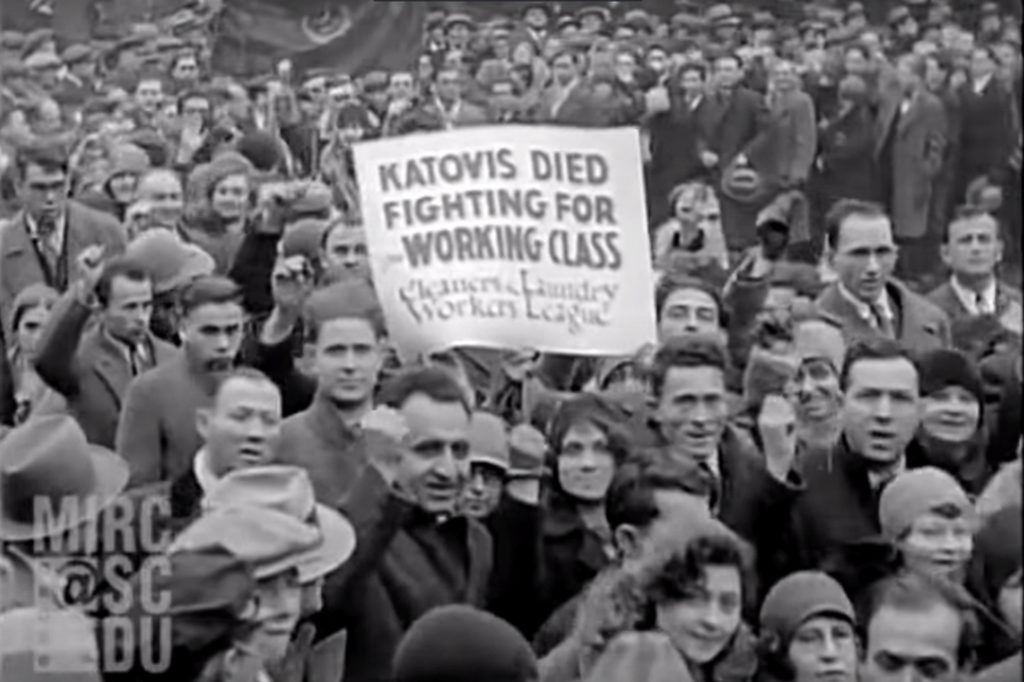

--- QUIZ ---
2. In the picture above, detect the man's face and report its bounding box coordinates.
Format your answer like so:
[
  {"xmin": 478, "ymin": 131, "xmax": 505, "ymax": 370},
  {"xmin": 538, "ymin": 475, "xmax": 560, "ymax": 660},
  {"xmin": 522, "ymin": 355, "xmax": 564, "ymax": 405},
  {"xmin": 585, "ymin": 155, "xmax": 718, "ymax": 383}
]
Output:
[
  {"xmin": 896, "ymin": 57, "xmax": 921, "ymax": 91},
  {"xmin": 832, "ymin": 214, "xmax": 897, "ymax": 302},
  {"xmin": 658, "ymin": 287, "xmax": 720, "ymax": 342},
  {"xmin": 321, "ymin": 226, "xmax": 369, "ymax": 278},
  {"xmin": 646, "ymin": 49, "xmax": 668, "ymax": 75},
  {"xmin": 714, "ymin": 57, "xmax": 742, "ymax": 88},
  {"xmin": 312, "ymin": 318, "xmax": 382, "ymax": 408},
  {"xmin": 198, "ymin": 376, "xmax": 282, "ymax": 478},
  {"xmin": 924, "ymin": 57, "xmax": 948, "ymax": 90},
  {"xmin": 552, "ymin": 55, "xmax": 577, "ymax": 84},
  {"xmin": 862, "ymin": 604, "xmax": 962, "ymax": 682},
  {"xmin": 180, "ymin": 301, "xmax": 245, "ymax": 380},
  {"xmin": 841, "ymin": 358, "xmax": 920, "ymax": 465},
  {"xmin": 105, "ymin": 275, "xmax": 153, "ymax": 345},
  {"xmin": 172, "ymin": 57, "xmax": 199, "ymax": 82},
  {"xmin": 447, "ymin": 23, "xmax": 471, "ymax": 46},
  {"xmin": 389, "ymin": 72, "xmax": 415, "ymax": 101},
  {"xmin": 136, "ymin": 171, "xmax": 184, "ymax": 228},
  {"xmin": 844, "ymin": 48, "xmax": 869, "ymax": 75},
  {"xmin": 435, "ymin": 70, "xmax": 461, "ymax": 101},
  {"xmin": 21, "ymin": 162, "xmax": 68, "ymax": 221},
  {"xmin": 622, "ymin": 488, "xmax": 712, "ymax": 565},
  {"xmin": 181, "ymin": 95, "xmax": 211, "ymax": 121},
  {"xmin": 970, "ymin": 48, "xmax": 996, "ymax": 80},
  {"xmin": 524, "ymin": 8, "xmax": 548, "ymax": 30},
  {"xmin": 680, "ymin": 69, "xmax": 705, "ymax": 94},
  {"xmin": 135, "ymin": 80, "xmax": 164, "ymax": 113},
  {"xmin": 941, "ymin": 216, "xmax": 1002, "ymax": 279},
  {"xmin": 399, "ymin": 393, "xmax": 471, "ymax": 514},
  {"xmin": 656, "ymin": 365, "xmax": 728, "ymax": 462}
]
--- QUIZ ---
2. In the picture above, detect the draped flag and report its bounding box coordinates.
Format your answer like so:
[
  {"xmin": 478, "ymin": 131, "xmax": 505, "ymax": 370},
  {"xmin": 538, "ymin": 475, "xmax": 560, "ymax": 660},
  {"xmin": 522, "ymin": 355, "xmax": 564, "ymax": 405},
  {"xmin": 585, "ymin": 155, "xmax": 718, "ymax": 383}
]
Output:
[{"xmin": 213, "ymin": 0, "xmax": 428, "ymax": 76}]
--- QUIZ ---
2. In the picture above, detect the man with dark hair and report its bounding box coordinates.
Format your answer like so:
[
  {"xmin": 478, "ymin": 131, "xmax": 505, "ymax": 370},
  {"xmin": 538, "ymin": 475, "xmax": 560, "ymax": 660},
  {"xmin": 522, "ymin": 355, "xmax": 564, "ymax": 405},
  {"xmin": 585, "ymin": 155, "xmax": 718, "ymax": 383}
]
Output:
[
  {"xmin": 116, "ymin": 275, "xmax": 246, "ymax": 487},
  {"xmin": 33, "ymin": 247, "xmax": 177, "ymax": 448},
  {"xmin": 0, "ymin": 141, "xmax": 126, "ymax": 339},
  {"xmin": 267, "ymin": 276, "xmax": 390, "ymax": 503},
  {"xmin": 861, "ymin": 572, "xmax": 980, "ymax": 682},
  {"xmin": 313, "ymin": 365, "xmax": 490, "ymax": 682},
  {"xmin": 928, "ymin": 207, "xmax": 1021, "ymax": 331},
  {"xmin": 532, "ymin": 450, "xmax": 715, "ymax": 654},
  {"xmin": 644, "ymin": 336, "xmax": 801, "ymax": 593},
  {"xmin": 791, "ymin": 338, "xmax": 925, "ymax": 572},
  {"xmin": 817, "ymin": 198, "xmax": 950, "ymax": 352}
]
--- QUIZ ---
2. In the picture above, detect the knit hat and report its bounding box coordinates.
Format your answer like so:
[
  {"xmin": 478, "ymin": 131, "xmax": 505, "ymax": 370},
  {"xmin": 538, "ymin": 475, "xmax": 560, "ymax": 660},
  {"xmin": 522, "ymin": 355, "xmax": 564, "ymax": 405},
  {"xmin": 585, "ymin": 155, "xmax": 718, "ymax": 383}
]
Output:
[
  {"xmin": 392, "ymin": 605, "xmax": 537, "ymax": 682},
  {"xmin": 759, "ymin": 571, "xmax": 855, "ymax": 646},
  {"xmin": 469, "ymin": 411, "xmax": 509, "ymax": 472},
  {"xmin": 878, "ymin": 467, "xmax": 973, "ymax": 541},
  {"xmin": 583, "ymin": 632, "xmax": 694, "ymax": 682},
  {"xmin": 916, "ymin": 349, "xmax": 984, "ymax": 406},
  {"xmin": 793, "ymin": 316, "xmax": 846, "ymax": 370},
  {"xmin": 9, "ymin": 283, "xmax": 58, "ymax": 333},
  {"xmin": 280, "ymin": 218, "xmax": 329, "ymax": 262},
  {"xmin": 742, "ymin": 345, "xmax": 800, "ymax": 413},
  {"xmin": 126, "ymin": 228, "xmax": 215, "ymax": 295},
  {"xmin": 202, "ymin": 152, "xmax": 254, "ymax": 199},
  {"xmin": 237, "ymin": 130, "xmax": 282, "ymax": 172}
]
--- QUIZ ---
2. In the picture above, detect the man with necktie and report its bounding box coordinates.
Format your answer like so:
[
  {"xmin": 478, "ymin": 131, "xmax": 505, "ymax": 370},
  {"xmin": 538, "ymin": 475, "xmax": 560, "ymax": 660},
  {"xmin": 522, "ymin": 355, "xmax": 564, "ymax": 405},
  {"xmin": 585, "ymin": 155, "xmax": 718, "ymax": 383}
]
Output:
[
  {"xmin": 32, "ymin": 246, "xmax": 178, "ymax": 448},
  {"xmin": 816, "ymin": 199, "xmax": 951, "ymax": 354},
  {"xmin": 0, "ymin": 142, "xmax": 126, "ymax": 341},
  {"xmin": 928, "ymin": 207, "xmax": 1022, "ymax": 332}
]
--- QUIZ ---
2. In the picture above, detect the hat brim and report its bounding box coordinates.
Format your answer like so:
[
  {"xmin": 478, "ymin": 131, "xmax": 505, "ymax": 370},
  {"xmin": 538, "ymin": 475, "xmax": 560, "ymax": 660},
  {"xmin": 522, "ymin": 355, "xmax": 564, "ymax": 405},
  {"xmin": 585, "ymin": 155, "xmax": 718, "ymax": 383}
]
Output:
[
  {"xmin": 293, "ymin": 504, "xmax": 357, "ymax": 583},
  {"xmin": 468, "ymin": 455, "xmax": 509, "ymax": 473},
  {"xmin": 0, "ymin": 444, "xmax": 129, "ymax": 541}
]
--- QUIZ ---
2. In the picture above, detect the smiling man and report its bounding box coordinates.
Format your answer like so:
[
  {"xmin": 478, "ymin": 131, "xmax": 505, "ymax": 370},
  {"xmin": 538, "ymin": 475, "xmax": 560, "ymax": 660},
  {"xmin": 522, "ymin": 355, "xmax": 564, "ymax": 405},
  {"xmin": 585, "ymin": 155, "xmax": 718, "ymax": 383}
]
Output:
[
  {"xmin": 312, "ymin": 366, "xmax": 489, "ymax": 682},
  {"xmin": 791, "ymin": 338, "xmax": 925, "ymax": 571}
]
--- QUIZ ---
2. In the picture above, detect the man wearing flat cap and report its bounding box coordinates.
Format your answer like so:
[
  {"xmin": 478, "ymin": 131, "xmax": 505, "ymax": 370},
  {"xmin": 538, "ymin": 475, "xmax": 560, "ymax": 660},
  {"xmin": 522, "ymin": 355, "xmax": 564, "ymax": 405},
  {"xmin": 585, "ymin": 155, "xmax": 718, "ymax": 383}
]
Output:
[
  {"xmin": 444, "ymin": 12, "xmax": 475, "ymax": 52},
  {"xmin": 577, "ymin": 6, "xmax": 611, "ymax": 35},
  {"xmin": 521, "ymin": 2, "xmax": 550, "ymax": 49},
  {"xmin": 889, "ymin": 5, "xmax": 920, "ymax": 54}
]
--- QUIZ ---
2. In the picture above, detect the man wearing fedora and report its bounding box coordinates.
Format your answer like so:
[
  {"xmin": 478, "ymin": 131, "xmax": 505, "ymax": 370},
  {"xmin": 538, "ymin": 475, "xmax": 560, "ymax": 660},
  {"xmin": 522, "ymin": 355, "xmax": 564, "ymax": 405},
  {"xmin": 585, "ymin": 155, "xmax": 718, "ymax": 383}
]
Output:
[
  {"xmin": 0, "ymin": 415, "xmax": 130, "ymax": 681},
  {"xmin": 33, "ymin": 246, "xmax": 179, "ymax": 449}
]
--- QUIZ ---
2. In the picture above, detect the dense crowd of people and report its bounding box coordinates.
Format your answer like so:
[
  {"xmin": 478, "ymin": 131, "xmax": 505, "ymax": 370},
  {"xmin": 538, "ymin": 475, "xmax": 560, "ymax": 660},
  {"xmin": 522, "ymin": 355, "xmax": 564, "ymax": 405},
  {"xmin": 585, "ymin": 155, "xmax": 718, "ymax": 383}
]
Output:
[{"xmin": 0, "ymin": 1, "xmax": 1022, "ymax": 681}]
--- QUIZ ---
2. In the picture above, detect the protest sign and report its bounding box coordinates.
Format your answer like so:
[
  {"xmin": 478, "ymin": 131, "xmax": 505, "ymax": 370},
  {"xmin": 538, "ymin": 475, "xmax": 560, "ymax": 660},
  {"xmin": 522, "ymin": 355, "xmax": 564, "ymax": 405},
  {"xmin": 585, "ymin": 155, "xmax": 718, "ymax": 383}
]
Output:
[{"xmin": 352, "ymin": 125, "xmax": 658, "ymax": 357}]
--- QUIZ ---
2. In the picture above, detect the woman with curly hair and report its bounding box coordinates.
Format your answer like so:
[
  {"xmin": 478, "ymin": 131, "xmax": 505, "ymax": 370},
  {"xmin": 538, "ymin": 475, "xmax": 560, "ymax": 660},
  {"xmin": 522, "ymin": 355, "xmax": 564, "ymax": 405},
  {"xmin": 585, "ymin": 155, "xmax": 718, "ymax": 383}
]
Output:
[{"xmin": 541, "ymin": 519, "xmax": 757, "ymax": 682}]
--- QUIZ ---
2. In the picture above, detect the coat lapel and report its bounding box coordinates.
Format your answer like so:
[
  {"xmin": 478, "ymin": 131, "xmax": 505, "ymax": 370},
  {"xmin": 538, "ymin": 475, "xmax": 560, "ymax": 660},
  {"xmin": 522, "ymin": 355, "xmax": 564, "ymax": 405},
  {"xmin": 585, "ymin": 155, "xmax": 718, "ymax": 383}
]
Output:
[
  {"xmin": 874, "ymin": 98, "xmax": 899, "ymax": 157},
  {"xmin": 89, "ymin": 326, "xmax": 134, "ymax": 402},
  {"xmin": 1, "ymin": 213, "xmax": 45, "ymax": 294}
]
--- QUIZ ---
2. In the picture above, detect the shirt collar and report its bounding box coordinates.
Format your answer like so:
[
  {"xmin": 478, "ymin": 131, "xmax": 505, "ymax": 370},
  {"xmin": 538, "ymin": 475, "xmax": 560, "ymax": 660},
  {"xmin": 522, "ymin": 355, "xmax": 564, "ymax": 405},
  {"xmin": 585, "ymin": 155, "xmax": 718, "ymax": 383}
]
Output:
[
  {"xmin": 25, "ymin": 211, "xmax": 67, "ymax": 244},
  {"xmin": 950, "ymin": 276, "xmax": 997, "ymax": 315},
  {"xmin": 192, "ymin": 448, "xmax": 221, "ymax": 496},
  {"xmin": 838, "ymin": 282, "xmax": 892, "ymax": 323},
  {"xmin": 974, "ymin": 73, "xmax": 992, "ymax": 93}
]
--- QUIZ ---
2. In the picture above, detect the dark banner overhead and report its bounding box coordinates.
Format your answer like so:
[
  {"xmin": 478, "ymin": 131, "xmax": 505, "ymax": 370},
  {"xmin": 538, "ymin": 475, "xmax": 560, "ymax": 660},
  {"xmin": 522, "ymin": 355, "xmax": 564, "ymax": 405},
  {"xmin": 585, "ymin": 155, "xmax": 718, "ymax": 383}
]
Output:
[{"xmin": 212, "ymin": 1, "xmax": 429, "ymax": 76}]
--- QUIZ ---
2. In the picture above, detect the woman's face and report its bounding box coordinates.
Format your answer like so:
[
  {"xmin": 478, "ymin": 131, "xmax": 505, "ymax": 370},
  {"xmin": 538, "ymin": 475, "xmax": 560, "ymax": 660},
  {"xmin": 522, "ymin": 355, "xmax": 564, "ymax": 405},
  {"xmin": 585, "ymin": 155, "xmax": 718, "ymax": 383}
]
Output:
[
  {"xmin": 997, "ymin": 569, "xmax": 1022, "ymax": 636},
  {"xmin": 108, "ymin": 173, "xmax": 138, "ymax": 204},
  {"xmin": 512, "ymin": 41, "xmax": 535, "ymax": 66},
  {"xmin": 789, "ymin": 357, "xmax": 843, "ymax": 427},
  {"xmin": 211, "ymin": 173, "xmax": 250, "ymax": 220},
  {"xmin": 460, "ymin": 462, "xmax": 505, "ymax": 518},
  {"xmin": 656, "ymin": 564, "xmax": 742, "ymax": 664},
  {"xmin": 15, "ymin": 304, "xmax": 50, "ymax": 359},
  {"xmin": 557, "ymin": 421, "xmax": 616, "ymax": 501},
  {"xmin": 239, "ymin": 570, "xmax": 303, "ymax": 665},
  {"xmin": 920, "ymin": 386, "xmax": 980, "ymax": 445},
  {"xmin": 787, "ymin": 616, "xmax": 859, "ymax": 682},
  {"xmin": 899, "ymin": 511, "xmax": 973, "ymax": 580}
]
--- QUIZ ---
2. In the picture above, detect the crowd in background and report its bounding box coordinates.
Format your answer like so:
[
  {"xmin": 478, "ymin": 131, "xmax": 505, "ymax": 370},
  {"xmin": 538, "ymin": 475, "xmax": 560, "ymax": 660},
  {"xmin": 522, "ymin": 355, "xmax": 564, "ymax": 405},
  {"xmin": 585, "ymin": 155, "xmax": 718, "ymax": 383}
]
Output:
[{"xmin": 0, "ymin": 1, "xmax": 1022, "ymax": 682}]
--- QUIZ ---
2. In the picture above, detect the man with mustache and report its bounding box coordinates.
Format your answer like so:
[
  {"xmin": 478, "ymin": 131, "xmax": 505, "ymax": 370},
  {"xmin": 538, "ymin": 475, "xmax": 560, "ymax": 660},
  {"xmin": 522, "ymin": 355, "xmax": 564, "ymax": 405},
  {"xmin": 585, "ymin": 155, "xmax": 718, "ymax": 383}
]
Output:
[
  {"xmin": 790, "ymin": 337, "xmax": 925, "ymax": 573},
  {"xmin": 116, "ymin": 275, "xmax": 246, "ymax": 487}
]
